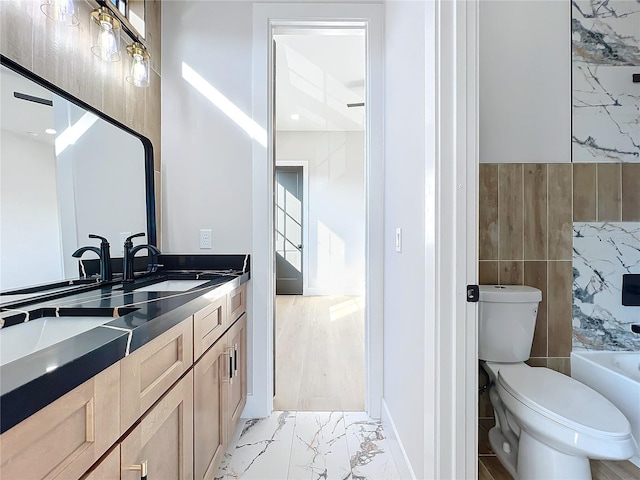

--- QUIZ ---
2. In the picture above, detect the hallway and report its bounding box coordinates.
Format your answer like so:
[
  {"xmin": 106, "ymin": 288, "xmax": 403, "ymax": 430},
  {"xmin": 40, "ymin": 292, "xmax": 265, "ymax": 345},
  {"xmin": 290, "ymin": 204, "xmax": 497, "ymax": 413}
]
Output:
[{"xmin": 274, "ymin": 295, "xmax": 365, "ymax": 411}]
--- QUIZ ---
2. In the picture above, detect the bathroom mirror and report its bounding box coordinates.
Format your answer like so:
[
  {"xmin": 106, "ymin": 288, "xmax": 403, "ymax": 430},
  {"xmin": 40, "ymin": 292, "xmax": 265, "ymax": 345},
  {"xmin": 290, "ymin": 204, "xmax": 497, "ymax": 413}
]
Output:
[
  {"xmin": 0, "ymin": 56, "xmax": 156, "ymax": 291},
  {"xmin": 101, "ymin": 0, "xmax": 146, "ymax": 40}
]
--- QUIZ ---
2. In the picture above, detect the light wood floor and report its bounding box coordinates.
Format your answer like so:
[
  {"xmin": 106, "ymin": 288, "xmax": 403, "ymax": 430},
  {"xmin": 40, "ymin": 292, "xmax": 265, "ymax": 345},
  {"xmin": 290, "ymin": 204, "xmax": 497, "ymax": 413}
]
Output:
[{"xmin": 274, "ymin": 295, "xmax": 364, "ymax": 411}]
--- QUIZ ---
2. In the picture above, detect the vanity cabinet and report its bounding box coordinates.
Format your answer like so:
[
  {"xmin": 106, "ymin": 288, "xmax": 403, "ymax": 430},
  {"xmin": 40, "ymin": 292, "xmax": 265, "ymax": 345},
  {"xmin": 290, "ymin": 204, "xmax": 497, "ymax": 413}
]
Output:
[
  {"xmin": 120, "ymin": 318, "xmax": 193, "ymax": 433},
  {"xmin": 193, "ymin": 295, "xmax": 226, "ymax": 360},
  {"xmin": 121, "ymin": 371, "xmax": 194, "ymax": 480},
  {"xmin": 0, "ymin": 363, "xmax": 120, "ymax": 480},
  {"xmin": 227, "ymin": 314, "xmax": 247, "ymax": 430},
  {"xmin": 81, "ymin": 446, "xmax": 120, "ymax": 480}
]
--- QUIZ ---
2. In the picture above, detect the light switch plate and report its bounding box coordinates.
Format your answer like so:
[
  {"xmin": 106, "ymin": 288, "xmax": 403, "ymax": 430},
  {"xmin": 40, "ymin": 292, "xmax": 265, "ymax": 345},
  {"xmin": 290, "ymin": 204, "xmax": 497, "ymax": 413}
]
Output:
[{"xmin": 395, "ymin": 227, "xmax": 402, "ymax": 253}]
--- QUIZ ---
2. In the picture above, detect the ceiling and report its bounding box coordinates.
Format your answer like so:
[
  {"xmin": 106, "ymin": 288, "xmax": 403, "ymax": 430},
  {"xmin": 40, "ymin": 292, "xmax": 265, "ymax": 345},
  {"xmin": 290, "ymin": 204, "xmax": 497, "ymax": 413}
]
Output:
[
  {"xmin": 275, "ymin": 31, "xmax": 365, "ymax": 132},
  {"xmin": 1, "ymin": 66, "xmax": 55, "ymax": 146}
]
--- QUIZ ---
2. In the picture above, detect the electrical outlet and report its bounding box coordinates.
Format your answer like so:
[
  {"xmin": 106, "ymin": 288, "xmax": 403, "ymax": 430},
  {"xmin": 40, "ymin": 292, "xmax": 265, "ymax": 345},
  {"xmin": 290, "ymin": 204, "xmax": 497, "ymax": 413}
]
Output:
[{"xmin": 200, "ymin": 229, "xmax": 212, "ymax": 249}]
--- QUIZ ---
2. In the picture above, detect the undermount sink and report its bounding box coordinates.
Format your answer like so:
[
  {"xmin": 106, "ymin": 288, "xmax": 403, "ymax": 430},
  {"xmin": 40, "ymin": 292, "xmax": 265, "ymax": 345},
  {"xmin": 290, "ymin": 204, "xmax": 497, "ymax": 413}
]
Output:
[
  {"xmin": 0, "ymin": 307, "xmax": 138, "ymax": 366},
  {"xmin": 134, "ymin": 280, "xmax": 209, "ymax": 292}
]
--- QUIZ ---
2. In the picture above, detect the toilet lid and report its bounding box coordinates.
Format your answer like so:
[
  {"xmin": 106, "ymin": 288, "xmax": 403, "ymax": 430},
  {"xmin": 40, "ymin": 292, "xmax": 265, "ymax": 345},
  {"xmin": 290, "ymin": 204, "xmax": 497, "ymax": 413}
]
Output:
[{"xmin": 498, "ymin": 367, "xmax": 631, "ymax": 438}]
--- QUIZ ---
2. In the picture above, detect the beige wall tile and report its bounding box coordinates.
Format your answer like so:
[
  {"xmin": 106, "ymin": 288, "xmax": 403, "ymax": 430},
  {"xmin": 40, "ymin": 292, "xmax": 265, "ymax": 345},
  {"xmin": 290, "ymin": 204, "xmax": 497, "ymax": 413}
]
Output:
[
  {"xmin": 498, "ymin": 261, "xmax": 523, "ymax": 285},
  {"xmin": 525, "ymin": 261, "xmax": 547, "ymax": 358},
  {"xmin": 622, "ymin": 163, "xmax": 640, "ymax": 221},
  {"xmin": 70, "ymin": 0, "xmax": 103, "ymax": 110},
  {"xmin": 548, "ymin": 164, "xmax": 573, "ymax": 260},
  {"xmin": 526, "ymin": 357, "xmax": 547, "ymax": 367},
  {"xmin": 146, "ymin": 0, "xmax": 162, "ymax": 75},
  {"xmin": 146, "ymin": 70, "xmax": 162, "ymax": 171},
  {"xmin": 0, "ymin": 0, "xmax": 34, "ymax": 70},
  {"xmin": 524, "ymin": 164, "xmax": 547, "ymax": 260},
  {"xmin": 498, "ymin": 164, "xmax": 523, "ymax": 260},
  {"xmin": 479, "ymin": 261, "xmax": 498, "ymax": 285},
  {"xmin": 547, "ymin": 357, "xmax": 571, "ymax": 376},
  {"xmin": 597, "ymin": 163, "xmax": 621, "ymax": 221},
  {"xmin": 548, "ymin": 261, "xmax": 573, "ymax": 357},
  {"xmin": 573, "ymin": 164, "xmax": 596, "ymax": 221},
  {"xmin": 32, "ymin": 10, "xmax": 75, "ymax": 91},
  {"xmin": 479, "ymin": 164, "xmax": 499, "ymax": 260}
]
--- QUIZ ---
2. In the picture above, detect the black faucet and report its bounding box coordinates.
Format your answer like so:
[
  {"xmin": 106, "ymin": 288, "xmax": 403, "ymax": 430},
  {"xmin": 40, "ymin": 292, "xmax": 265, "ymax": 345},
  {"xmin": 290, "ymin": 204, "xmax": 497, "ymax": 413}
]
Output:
[
  {"xmin": 72, "ymin": 234, "xmax": 113, "ymax": 282},
  {"xmin": 123, "ymin": 232, "xmax": 161, "ymax": 282}
]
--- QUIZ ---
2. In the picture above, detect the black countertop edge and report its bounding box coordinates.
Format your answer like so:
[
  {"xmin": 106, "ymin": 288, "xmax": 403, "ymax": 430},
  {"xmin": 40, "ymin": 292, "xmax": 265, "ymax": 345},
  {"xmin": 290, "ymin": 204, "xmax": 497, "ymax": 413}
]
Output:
[{"xmin": 0, "ymin": 271, "xmax": 250, "ymax": 434}]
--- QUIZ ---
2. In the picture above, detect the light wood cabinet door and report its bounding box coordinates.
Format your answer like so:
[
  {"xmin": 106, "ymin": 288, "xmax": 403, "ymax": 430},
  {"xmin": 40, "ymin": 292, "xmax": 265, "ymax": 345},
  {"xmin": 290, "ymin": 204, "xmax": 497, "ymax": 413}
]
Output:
[
  {"xmin": 121, "ymin": 319, "xmax": 193, "ymax": 432},
  {"xmin": 227, "ymin": 284, "xmax": 246, "ymax": 324},
  {"xmin": 81, "ymin": 445, "xmax": 120, "ymax": 480},
  {"xmin": 227, "ymin": 314, "xmax": 247, "ymax": 432},
  {"xmin": 0, "ymin": 363, "xmax": 120, "ymax": 480},
  {"xmin": 121, "ymin": 371, "xmax": 194, "ymax": 480},
  {"xmin": 194, "ymin": 337, "xmax": 230, "ymax": 480},
  {"xmin": 193, "ymin": 296, "xmax": 226, "ymax": 361}
]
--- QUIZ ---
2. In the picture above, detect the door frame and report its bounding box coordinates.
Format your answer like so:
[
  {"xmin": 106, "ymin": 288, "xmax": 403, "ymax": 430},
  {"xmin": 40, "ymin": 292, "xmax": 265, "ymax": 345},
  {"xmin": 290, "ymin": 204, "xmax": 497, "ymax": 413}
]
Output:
[
  {"xmin": 250, "ymin": 3, "xmax": 384, "ymax": 419},
  {"xmin": 275, "ymin": 160, "xmax": 309, "ymax": 296}
]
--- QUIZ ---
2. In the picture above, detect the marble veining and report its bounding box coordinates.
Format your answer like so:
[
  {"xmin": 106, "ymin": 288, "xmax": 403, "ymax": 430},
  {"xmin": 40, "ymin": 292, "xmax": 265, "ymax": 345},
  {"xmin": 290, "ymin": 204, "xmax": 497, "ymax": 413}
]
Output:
[
  {"xmin": 572, "ymin": 0, "xmax": 640, "ymax": 163},
  {"xmin": 573, "ymin": 222, "xmax": 640, "ymax": 351},
  {"xmin": 215, "ymin": 412, "xmax": 400, "ymax": 480}
]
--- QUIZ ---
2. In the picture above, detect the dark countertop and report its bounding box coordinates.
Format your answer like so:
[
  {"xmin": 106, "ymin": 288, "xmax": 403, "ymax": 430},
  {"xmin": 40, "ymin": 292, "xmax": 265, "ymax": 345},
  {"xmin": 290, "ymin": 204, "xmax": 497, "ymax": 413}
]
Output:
[{"xmin": 0, "ymin": 256, "xmax": 250, "ymax": 434}]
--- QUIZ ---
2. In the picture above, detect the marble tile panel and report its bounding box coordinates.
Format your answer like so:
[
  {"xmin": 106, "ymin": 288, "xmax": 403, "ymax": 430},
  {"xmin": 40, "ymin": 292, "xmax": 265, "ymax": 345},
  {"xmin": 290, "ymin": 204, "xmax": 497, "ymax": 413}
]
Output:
[
  {"xmin": 215, "ymin": 411, "xmax": 296, "ymax": 480},
  {"xmin": 288, "ymin": 412, "xmax": 350, "ymax": 480},
  {"xmin": 597, "ymin": 163, "xmax": 622, "ymax": 221},
  {"xmin": 572, "ymin": 222, "xmax": 640, "ymax": 351},
  {"xmin": 548, "ymin": 164, "xmax": 573, "ymax": 260},
  {"xmin": 622, "ymin": 164, "xmax": 640, "ymax": 221},
  {"xmin": 344, "ymin": 412, "xmax": 400, "ymax": 480},
  {"xmin": 572, "ymin": 1, "xmax": 640, "ymax": 66},
  {"xmin": 479, "ymin": 164, "xmax": 499, "ymax": 260},
  {"xmin": 573, "ymin": 163, "xmax": 597, "ymax": 221}
]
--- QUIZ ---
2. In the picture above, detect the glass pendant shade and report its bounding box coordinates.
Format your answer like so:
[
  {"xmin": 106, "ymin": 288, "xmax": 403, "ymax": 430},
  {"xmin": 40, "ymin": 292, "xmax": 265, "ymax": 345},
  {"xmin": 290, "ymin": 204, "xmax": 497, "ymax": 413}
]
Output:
[
  {"xmin": 126, "ymin": 43, "xmax": 151, "ymax": 88},
  {"xmin": 90, "ymin": 8, "xmax": 121, "ymax": 62},
  {"xmin": 40, "ymin": 0, "xmax": 79, "ymax": 26}
]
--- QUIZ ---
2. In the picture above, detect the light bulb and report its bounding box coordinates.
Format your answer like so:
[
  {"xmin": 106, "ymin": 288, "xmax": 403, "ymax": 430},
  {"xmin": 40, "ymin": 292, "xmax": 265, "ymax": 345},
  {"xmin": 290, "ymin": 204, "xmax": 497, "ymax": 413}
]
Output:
[
  {"xmin": 99, "ymin": 21, "xmax": 117, "ymax": 60},
  {"xmin": 130, "ymin": 54, "xmax": 149, "ymax": 87},
  {"xmin": 40, "ymin": 0, "xmax": 78, "ymax": 26}
]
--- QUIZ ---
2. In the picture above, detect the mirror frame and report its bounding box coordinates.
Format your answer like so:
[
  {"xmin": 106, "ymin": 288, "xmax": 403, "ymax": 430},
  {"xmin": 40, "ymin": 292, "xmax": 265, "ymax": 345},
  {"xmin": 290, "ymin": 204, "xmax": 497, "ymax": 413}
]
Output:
[{"xmin": 0, "ymin": 54, "xmax": 157, "ymax": 263}]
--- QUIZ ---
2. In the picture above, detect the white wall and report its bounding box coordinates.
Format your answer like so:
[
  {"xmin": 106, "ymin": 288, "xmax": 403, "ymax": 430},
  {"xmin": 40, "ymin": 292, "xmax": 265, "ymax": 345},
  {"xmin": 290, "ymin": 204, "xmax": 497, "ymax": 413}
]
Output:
[
  {"xmin": 382, "ymin": 1, "xmax": 427, "ymax": 477},
  {"xmin": 161, "ymin": 1, "xmax": 253, "ymax": 254},
  {"xmin": 0, "ymin": 130, "xmax": 63, "ymax": 289},
  {"xmin": 277, "ymin": 131, "xmax": 365, "ymax": 296},
  {"xmin": 479, "ymin": 0, "xmax": 571, "ymax": 163}
]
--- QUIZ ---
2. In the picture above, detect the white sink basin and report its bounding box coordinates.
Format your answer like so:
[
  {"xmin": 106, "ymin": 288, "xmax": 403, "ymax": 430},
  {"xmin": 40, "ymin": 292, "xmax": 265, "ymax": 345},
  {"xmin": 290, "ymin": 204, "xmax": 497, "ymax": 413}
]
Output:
[
  {"xmin": 134, "ymin": 280, "xmax": 209, "ymax": 292},
  {"xmin": 0, "ymin": 317, "xmax": 112, "ymax": 366}
]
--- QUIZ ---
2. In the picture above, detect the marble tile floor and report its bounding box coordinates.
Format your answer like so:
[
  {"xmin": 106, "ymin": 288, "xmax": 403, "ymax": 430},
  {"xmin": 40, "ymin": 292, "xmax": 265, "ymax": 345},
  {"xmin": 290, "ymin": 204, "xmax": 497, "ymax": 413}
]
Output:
[{"xmin": 215, "ymin": 411, "xmax": 400, "ymax": 480}]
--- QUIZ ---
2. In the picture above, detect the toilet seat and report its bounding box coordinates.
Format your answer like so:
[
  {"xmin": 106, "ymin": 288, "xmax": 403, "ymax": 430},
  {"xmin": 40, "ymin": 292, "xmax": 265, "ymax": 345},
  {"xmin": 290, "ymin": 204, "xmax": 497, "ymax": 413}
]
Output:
[{"xmin": 497, "ymin": 367, "xmax": 631, "ymax": 439}]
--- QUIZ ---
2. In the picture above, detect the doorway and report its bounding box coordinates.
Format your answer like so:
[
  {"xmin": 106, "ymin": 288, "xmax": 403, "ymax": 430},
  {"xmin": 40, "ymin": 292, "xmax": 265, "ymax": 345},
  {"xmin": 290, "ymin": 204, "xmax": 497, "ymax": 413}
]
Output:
[{"xmin": 272, "ymin": 29, "xmax": 367, "ymax": 411}]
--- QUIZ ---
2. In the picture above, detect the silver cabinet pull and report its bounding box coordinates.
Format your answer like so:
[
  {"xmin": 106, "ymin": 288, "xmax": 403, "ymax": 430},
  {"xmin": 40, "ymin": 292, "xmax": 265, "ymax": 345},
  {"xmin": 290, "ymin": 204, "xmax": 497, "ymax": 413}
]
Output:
[
  {"xmin": 130, "ymin": 460, "xmax": 148, "ymax": 480},
  {"xmin": 228, "ymin": 348, "xmax": 234, "ymax": 384},
  {"xmin": 233, "ymin": 343, "xmax": 238, "ymax": 377}
]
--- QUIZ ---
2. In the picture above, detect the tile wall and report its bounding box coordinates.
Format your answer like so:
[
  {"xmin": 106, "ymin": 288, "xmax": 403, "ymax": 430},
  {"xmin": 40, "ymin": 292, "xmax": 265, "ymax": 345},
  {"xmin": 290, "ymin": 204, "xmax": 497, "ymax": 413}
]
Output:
[{"xmin": 479, "ymin": 163, "xmax": 640, "ymax": 370}]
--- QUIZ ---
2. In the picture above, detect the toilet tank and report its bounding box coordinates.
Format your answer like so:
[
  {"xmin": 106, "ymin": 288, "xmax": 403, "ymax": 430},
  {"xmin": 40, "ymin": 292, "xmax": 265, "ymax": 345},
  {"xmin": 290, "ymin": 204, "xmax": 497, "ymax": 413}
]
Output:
[{"xmin": 478, "ymin": 285, "xmax": 542, "ymax": 362}]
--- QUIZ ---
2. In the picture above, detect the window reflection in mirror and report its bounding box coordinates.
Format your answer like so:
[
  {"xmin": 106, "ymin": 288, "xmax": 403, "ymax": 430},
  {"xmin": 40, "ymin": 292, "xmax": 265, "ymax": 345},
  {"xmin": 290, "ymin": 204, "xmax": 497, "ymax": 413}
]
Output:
[{"xmin": 0, "ymin": 63, "xmax": 149, "ymax": 291}]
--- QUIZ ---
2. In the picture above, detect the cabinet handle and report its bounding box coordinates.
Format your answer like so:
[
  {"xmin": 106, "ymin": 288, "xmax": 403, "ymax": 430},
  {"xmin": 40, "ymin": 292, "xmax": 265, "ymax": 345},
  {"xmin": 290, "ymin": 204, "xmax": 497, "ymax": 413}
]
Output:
[
  {"xmin": 233, "ymin": 343, "xmax": 238, "ymax": 377},
  {"xmin": 130, "ymin": 460, "xmax": 148, "ymax": 480},
  {"xmin": 228, "ymin": 349, "xmax": 234, "ymax": 384}
]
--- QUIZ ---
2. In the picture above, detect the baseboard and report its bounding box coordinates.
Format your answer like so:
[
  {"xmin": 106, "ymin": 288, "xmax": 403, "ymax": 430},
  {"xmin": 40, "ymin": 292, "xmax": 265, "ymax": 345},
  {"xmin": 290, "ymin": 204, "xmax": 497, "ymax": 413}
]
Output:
[{"xmin": 381, "ymin": 398, "xmax": 417, "ymax": 480}]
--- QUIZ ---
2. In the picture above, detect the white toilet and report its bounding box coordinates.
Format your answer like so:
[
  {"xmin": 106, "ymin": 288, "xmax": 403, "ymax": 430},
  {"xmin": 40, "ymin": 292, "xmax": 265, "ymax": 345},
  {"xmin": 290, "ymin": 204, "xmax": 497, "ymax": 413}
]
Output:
[{"xmin": 479, "ymin": 285, "xmax": 637, "ymax": 480}]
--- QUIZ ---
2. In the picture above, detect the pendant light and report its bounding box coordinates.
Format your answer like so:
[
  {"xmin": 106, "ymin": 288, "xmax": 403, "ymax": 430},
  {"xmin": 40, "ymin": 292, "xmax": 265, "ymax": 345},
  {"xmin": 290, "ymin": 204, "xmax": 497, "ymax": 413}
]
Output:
[
  {"xmin": 40, "ymin": 0, "xmax": 79, "ymax": 26},
  {"xmin": 90, "ymin": 7, "xmax": 121, "ymax": 62},
  {"xmin": 126, "ymin": 42, "xmax": 151, "ymax": 88}
]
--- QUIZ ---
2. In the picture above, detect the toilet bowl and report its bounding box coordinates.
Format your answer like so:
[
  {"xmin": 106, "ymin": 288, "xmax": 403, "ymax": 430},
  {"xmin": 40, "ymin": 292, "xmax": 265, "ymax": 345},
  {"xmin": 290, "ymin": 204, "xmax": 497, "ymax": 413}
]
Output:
[{"xmin": 479, "ymin": 285, "xmax": 637, "ymax": 479}]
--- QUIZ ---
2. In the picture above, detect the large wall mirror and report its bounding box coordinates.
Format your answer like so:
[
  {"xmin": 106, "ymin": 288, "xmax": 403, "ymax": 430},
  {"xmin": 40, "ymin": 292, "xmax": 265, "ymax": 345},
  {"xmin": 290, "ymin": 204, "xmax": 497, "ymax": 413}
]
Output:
[{"xmin": 0, "ymin": 56, "xmax": 156, "ymax": 291}]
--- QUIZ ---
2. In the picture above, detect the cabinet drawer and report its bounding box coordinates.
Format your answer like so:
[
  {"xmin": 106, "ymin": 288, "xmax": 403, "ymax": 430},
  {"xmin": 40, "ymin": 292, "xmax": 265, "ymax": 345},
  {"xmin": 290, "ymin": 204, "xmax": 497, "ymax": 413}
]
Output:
[
  {"xmin": 227, "ymin": 284, "xmax": 246, "ymax": 323},
  {"xmin": 0, "ymin": 363, "xmax": 120, "ymax": 480},
  {"xmin": 120, "ymin": 319, "xmax": 193, "ymax": 432},
  {"xmin": 81, "ymin": 445, "xmax": 120, "ymax": 479},
  {"xmin": 193, "ymin": 295, "xmax": 226, "ymax": 361},
  {"xmin": 227, "ymin": 314, "xmax": 247, "ymax": 432},
  {"xmin": 121, "ymin": 371, "xmax": 194, "ymax": 480}
]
